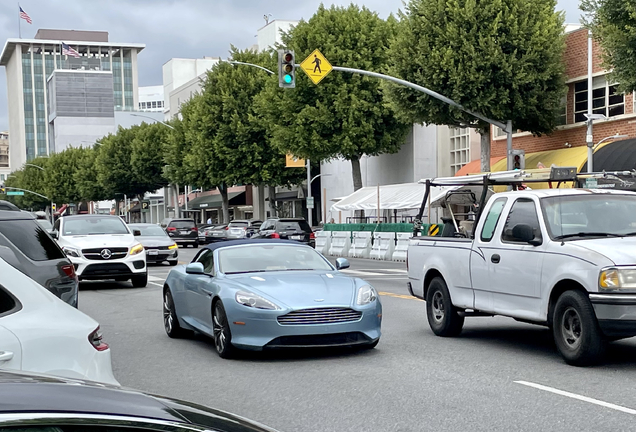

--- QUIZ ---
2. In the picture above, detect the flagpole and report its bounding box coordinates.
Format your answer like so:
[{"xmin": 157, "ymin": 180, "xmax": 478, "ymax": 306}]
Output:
[{"xmin": 18, "ymin": 3, "xmax": 21, "ymax": 39}]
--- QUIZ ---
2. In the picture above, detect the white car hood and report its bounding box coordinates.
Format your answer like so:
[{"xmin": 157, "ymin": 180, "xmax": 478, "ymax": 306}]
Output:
[
  {"xmin": 60, "ymin": 234, "xmax": 137, "ymax": 249},
  {"xmin": 570, "ymin": 237, "xmax": 636, "ymax": 266}
]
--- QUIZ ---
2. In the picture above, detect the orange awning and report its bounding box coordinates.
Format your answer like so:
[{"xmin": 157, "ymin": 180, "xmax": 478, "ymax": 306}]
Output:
[{"xmin": 455, "ymin": 157, "xmax": 505, "ymax": 177}]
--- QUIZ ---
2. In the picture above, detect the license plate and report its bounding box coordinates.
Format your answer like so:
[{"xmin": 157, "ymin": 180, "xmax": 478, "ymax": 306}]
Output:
[
  {"xmin": 148, "ymin": 250, "xmax": 159, "ymax": 255},
  {"xmin": 291, "ymin": 235, "xmax": 303, "ymax": 240},
  {"xmin": 231, "ymin": 229, "xmax": 242, "ymax": 235},
  {"xmin": 180, "ymin": 230, "xmax": 189, "ymax": 235}
]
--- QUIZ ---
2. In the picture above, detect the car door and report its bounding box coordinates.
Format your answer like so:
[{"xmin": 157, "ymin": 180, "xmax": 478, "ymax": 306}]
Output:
[
  {"xmin": 185, "ymin": 249, "xmax": 216, "ymax": 334},
  {"xmin": 470, "ymin": 197, "xmax": 508, "ymax": 312},
  {"xmin": 488, "ymin": 197, "xmax": 546, "ymax": 320},
  {"xmin": 0, "ymin": 287, "xmax": 23, "ymax": 372}
]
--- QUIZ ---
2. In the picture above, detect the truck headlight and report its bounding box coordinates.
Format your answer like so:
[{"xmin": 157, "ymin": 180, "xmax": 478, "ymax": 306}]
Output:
[
  {"xmin": 357, "ymin": 285, "xmax": 378, "ymax": 305},
  {"xmin": 235, "ymin": 291, "xmax": 280, "ymax": 310},
  {"xmin": 129, "ymin": 243, "xmax": 144, "ymax": 256},
  {"xmin": 599, "ymin": 267, "xmax": 636, "ymax": 290},
  {"xmin": 62, "ymin": 246, "xmax": 81, "ymax": 258}
]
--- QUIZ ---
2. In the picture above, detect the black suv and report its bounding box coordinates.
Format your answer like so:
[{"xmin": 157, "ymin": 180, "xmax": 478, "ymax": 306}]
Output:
[
  {"xmin": 0, "ymin": 210, "xmax": 78, "ymax": 307},
  {"xmin": 255, "ymin": 218, "xmax": 315, "ymax": 247},
  {"xmin": 163, "ymin": 218, "xmax": 199, "ymax": 247}
]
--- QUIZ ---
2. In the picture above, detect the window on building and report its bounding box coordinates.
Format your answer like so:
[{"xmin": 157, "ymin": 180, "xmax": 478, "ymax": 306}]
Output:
[
  {"xmin": 0, "ymin": 175, "xmax": 4, "ymax": 182},
  {"xmin": 449, "ymin": 127, "xmax": 470, "ymax": 175},
  {"xmin": 556, "ymin": 94, "xmax": 567, "ymax": 126},
  {"xmin": 151, "ymin": 101, "xmax": 157, "ymax": 109},
  {"xmin": 574, "ymin": 76, "xmax": 624, "ymax": 123}
]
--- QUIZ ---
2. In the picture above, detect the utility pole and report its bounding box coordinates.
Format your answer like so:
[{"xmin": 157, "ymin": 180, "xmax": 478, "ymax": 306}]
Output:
[{"xmin": 306, "ymin": 159, "xmax": 312, "ymax": 227}]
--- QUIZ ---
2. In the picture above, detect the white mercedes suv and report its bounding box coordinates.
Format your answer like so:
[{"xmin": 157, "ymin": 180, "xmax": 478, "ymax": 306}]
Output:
[{"xmin": 53, "ymin": 215, "xmax": 147, "ymax": 287}]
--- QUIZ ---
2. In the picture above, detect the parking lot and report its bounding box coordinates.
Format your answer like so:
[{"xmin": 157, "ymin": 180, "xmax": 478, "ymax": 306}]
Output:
[{"xmin": 78, "ymin": 246, "xmax": 636, "ymax": 432}]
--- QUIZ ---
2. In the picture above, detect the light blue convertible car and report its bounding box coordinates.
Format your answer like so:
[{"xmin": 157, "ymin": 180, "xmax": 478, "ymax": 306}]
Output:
[{"xmin": 162, "ymin": 239, "xmax": 382, "ymax": 358}]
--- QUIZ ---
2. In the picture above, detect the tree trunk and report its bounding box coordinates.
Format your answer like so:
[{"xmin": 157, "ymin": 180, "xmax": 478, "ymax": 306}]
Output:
[
  {"xmin": 350, "ymin": 156, "xmax": 364, "ymax": 220},
  {"xmin": 480, "ymin": 129, "xmax": 491, "ymax": 173},
  {"xmin": 267, "ymin": 185, "xmax": 277, "ymax": 218},
  {"xmin": 219, "ymin": 184, "xmax": 230, "ymax": 223},
  {"xmin": 257, "ymin": 184, "xmax": 265, "ymax": 220}
]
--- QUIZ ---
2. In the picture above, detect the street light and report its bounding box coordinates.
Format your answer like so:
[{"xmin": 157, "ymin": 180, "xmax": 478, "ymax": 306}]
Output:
[
  {"xmin": 587, "ymin": 133, "xmax": 628, "ymax": 172},
  {"xmin": 130, "ymin": 113, "xmax": 175, "ymax": 130}
]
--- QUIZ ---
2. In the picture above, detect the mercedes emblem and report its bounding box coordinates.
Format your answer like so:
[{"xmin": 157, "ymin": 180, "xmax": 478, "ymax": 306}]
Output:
[{"xmin": 100, "ymin": 249, "xmax": 112, "ymax": 260}]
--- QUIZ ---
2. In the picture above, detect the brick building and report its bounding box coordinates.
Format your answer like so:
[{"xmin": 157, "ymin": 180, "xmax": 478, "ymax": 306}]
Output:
[{"xmin": 463, "ymin": 27, "xmax": 636, "ymax": 174}]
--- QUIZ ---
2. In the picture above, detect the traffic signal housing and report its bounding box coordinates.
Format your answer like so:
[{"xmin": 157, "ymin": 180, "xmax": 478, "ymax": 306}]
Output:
[
  {"xmin": 278, "ymin": 49, "xmax": 295, "ymax": 88},
  {"xmin": 511, "ymin": 149, "xmax": 525, "ymax": 170}
]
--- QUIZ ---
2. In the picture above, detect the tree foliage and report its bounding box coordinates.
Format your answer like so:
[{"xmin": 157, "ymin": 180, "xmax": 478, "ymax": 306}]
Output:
[
  {"xmin": 257, "ymin": 4, "xmax": 411, "ymax": 191},
  {"xmin": 131, "ymin": 122, "xmax": 170, "ymax": 193},
  {"xmin": 387, "ymin": 0, "xmax": 567, "ymax": 171},
  {"xmin": 582, "ymin": 0, "xmax": 636, "ymax": 93},
  {"xmin": 43, "ymin": 147, "xmax": 84, "ymax": 204}
]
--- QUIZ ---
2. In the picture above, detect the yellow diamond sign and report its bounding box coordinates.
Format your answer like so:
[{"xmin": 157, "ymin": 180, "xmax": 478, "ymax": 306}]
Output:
[{"xmin": 300, "ymin": 49, "xmax": 332, "ymax": 85}]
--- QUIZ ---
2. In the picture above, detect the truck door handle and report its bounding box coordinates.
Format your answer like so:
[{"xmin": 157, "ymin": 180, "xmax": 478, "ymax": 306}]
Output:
[
  {"xmin": 0, "ymin": 351, "xmax": 14, "ymax": 362},
  {"xmin": 491, "ymin": 254, "xmax": 501, "ymax": 264}
]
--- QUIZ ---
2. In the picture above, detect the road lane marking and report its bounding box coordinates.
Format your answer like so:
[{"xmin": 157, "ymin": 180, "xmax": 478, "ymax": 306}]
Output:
[
  {"xmin": 149, "ymin": 282, "xmax": 163, "ymax": 287},
  {"xmin": 148, "ymin": 275, "xmax": 164, "ymax": 282},
  {"xmin": 378, "ymin": 291, "xmax": 423, "ymax": 301},
  {"xmin": 514, "ymin": 381, "xmax": 636, "ymax": 415}
]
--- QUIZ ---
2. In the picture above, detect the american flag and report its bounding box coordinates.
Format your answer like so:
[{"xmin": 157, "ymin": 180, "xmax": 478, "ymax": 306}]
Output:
[
  {"xmin": 19, "ymin": 6, "xmax": 32, "ymax": 24},
  {"xmin": 62, "ymin": 42, "xmax": 80, "ymax": 58}
]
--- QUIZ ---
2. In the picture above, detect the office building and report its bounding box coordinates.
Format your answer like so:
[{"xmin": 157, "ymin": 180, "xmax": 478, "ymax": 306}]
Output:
[
  {"xmin": 138, "ymin": 85, "xmax": 164, "ymax": 112},
  {"xmin": 0, "ymin": 131, "xmax": 8, "ymax": 182},
  {"xmin": 162, "ymin": 57, "xmax": 219, "ymax": 120}
]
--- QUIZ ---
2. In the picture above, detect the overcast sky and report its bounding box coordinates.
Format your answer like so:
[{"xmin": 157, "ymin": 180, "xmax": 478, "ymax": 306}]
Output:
[{"xmin": 0, "ymin": 0, "xmax": 582, "ymax": 132}]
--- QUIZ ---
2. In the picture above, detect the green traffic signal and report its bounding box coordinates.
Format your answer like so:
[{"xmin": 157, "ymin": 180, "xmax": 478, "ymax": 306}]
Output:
[
  {"xmin": 284, "ymin": 74, "xmax": 293, "ymax": 84},
  {"xmin": 278, "ymin": 49, "xmax": 295, "ymax": 89}
]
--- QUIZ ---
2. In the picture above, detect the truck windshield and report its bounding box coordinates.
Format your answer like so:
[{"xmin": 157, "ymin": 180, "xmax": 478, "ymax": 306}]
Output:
[{"xmin": 541, "ymin": 194, "xmax": 636, "ymax": 240}]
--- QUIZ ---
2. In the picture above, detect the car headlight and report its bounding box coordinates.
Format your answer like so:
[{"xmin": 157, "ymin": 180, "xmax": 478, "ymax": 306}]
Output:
[
  {"xmin": 357, "ymin": 285, "xmax": 378, "ymax": 305},
  {"xmin": 168, "ymin": 243, "xmax": 178, "ymax": 250},
  {"xmin": 62, "ymin": 246, "xmax": 81, "ymax": 258},
  {"xmin": 235, "ymin": 291, "xmax": 280, "ymax": 310},
  {"xmin": 129, "ymin": 243, "xmax": 144, "ymax": 256},
  {"xmin": 599, "ymin": 267, "xmax": 636, "ymax": 290}
]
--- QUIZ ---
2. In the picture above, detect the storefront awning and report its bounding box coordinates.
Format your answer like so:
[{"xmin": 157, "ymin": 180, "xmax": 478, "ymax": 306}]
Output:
[
  {"xmin": 184, "ymin": 191, "xmax": 245, "ymax": 210},
  {"xmin": 581, "ymin": 139, "xmax": 636, "ymax": 172},
  {"xmin": 455, "ymin": 157, "xmax": 506, "ymax": 177},
  {"xmin": 331, "ymin": 183, "xmax": 427, "ymax": 211}
]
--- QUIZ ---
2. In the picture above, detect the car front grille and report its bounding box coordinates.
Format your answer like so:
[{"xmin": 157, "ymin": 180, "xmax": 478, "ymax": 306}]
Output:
[
  {"xmin": 265, "ymin": 332, "xmax": 370, "ymax": 348},
  {"xmin": 82, "ymin": 247, "xmax": 128, "ymax": 261},
  {"xmin": 277, "ymin": 307, "xmax": 363, "ymax": 326},
  {"xmin": 82, "ymin": 263, "xmax": 130, "ymax": 276}
]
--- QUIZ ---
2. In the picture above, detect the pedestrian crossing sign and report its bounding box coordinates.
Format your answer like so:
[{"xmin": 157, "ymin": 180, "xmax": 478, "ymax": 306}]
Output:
[{"xmin": 300, "ymin": 49, "xmax": 332, "ymax": 85}]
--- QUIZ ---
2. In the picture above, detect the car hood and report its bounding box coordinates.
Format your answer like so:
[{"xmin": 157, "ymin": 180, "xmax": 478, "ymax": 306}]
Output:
[
  {"xmin": 137, "ymin": 236, "xmax": 173, "ymax": 247},
  {"xmin": 60, "ymin": 234, "xmax": 136, "ymax": 249},
  {"xmin": 225, "ymin": 271, "xmax": 356, "ymax": 309},
  {"xmin": 570, "ymin": 237, "xmax": 636, "ymax": 265}
]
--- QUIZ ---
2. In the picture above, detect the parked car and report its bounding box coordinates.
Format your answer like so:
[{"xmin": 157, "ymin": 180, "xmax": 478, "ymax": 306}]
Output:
[
  {"xmin": 224, "ymin": 220, "xmax": 261, "ymax": 240},
  {"xmin": 0, "ymin": 201, "xmax": 19, "ymax": 211},
  {"xmin": 129, "ymin": 223, "xmax": 179, "ymax": 266},
  {"xmin": 0, "ymin": 259, "xmax": 118, "ymax": 385},
  {"xmin": 199, "ymin": 224, "xmax": 228, "ymax": 244},
  {"xmin": 0, "ymin": 210, "xmax": 78, "ymax": 307},
  {"xmin": 163, "ymin": 239, "xmax": 381, "ymax": 358},
  {"xmin": 53, "ymin": 215, "xmax": 147, "ymax": 288},
  {"xmin": 0, "ymin": 370, "xmax": 279, "ymax": 432},
  {"xmin": 254, "ymin": 217, "xmax": 315, "ymax": 247},
  {"xmin": 35, "ymin": 218, "xmax": 54, "ymax": 234},
  {"xmin": 164, "ymin": 218, "xmax": 199, "ymax": 247}
]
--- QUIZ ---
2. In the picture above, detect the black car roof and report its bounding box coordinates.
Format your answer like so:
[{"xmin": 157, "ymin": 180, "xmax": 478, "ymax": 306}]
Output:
[
  {"xmin": 0, "ymin": 371, "xmax": 276, "ymax": 432},
  {"xmin": 0, "ymin": 201, "xmax": 20, "ymax": 212},
  {"xmin": 0, "ymin": 209, "xmax": 35, "ymax": 221},
  {"xmin": 203, "ymin": 238, "xmax": 300, "ymax": 252}
]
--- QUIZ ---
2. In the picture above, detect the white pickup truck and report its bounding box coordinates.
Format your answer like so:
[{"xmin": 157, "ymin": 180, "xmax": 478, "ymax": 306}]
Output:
[{"xmin": 408, "ymin": 186, "xmax": 636, "ymax": 366}]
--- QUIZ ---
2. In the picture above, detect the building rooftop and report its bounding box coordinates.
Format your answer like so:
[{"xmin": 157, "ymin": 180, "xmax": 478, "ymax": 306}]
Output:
[{"xmin": 34, "ymin": 29, "xmax": 109, "ymax": 42}]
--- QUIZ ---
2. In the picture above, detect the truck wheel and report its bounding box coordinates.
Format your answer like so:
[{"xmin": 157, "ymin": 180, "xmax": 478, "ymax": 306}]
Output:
[
  {"xmin": 553, "ymin": 290, "xmax": 606, "ymax": 366},
  {"xmin": 426, "ymin": 277, "xmax": 464, "ymax": 337}
]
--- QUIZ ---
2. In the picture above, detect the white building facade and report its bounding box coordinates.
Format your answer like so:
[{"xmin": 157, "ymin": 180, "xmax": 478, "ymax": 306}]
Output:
[
  {"xmin": 162, "ymin": 57, "xmax": 219, "ymax": 119},
  {"xmin": 138, "ymin": 85, "xmax": 164, "ymax": 112}
]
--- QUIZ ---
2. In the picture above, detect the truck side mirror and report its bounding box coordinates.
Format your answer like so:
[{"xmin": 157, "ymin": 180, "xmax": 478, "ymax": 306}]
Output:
[{"xmin": 512, "ymin": 223, "xmax": 541, "ymax": 246}]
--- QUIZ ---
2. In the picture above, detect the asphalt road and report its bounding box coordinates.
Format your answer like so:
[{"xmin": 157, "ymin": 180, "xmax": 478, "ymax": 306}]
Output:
[{"xmin": 79, "ymin": 245, "xmax": 636, "ymax": 432}]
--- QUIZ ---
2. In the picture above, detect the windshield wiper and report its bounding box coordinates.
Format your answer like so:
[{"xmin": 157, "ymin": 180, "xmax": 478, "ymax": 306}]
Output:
[{"xmin": 554, "ymin": 232, "xmax": 624, "ymax": 240}]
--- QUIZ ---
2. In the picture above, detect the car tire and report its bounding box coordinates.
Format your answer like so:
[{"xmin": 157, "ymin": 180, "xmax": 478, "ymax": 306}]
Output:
[
  {"xmin": 553, "ymin": 290, "xmax": 606, "ymax": 366},
  {"xmin": 426, "ymin": 277, "xmax": 464, "ymax": 337},
  {"xmin": 131, "ymin": 273, "xmax": 148, "ymax": 288},
  {"xmin": 163, "ymin": 289, "xmax": 189, "ymax": 338},
  {"xmin": 168, "ymin": 260, "xmax": 178, "ymax": 266},
  {"xmin": 212, "ymin": 301, "xmax": 235, "ymax": 359}
]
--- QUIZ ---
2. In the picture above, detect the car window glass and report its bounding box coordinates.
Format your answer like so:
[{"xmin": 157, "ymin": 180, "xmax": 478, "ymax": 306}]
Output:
[
  {"xmin": 0, "ymin": 220, "xmax": 65, "ymax": 261},
  {"xmin": 277, "ymin": 221, "xmax": 311, "ymax": 232},
  {"xmin": 0, "ymin": 285, "xmax": 19, "ymax": 316},
  {"xmin": 133, "ymin": 225, "xmax": 167, "ymax": 236},
  {"xmin": 228, "ymin": 221, "xmax": 249, "ymax": 227},
  {"xmin": 37, "ymin": 219, "xmax": 53, "ymax": 229},
  {"xmin": 169, "ymin": 221, "xmax": 195, "ymax": 229},
  {"xmin": 501, "ymin": 199, "xmax": 541, "ymax": 243},
  {"xmin": 196, "ymin": 249, "xmax": 215, "ymax": 274},
  {"xmin": 219, "ymin": 244, "xmax": 332, "ymax": 274},
  {"xmin": 63, "ymin": 217, "xmax": 129, "ymax": 236},
  {"xmin": 480, "ymin": 198, "xmax": 507, "ymax": 242}
]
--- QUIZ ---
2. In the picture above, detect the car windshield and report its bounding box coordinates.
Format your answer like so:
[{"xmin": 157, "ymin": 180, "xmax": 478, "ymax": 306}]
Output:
[
  {"xmin": 170, "ymin": 221, "xmax": 195, "ymax": 229},
  {"xmin": 134, "ymin": 225, "xmax": 167, "ymax": 236},
  {"xmin": 219, "ymin": 244, "xmax": 333, "ymax": 274},
  {"xmin": 63, "ymin": 217, "xmax": 129, "ymax": 236},
  {"xmin": 277, "ymin": 220, "xmax": 312, "ymax": 232},
  {"xmin": 541, "ymin": 194, "xmax": 636, "ymax": 239},
  {"xmin": 229, "ymin": 221, "xmax": 249, "ymax": 227}
]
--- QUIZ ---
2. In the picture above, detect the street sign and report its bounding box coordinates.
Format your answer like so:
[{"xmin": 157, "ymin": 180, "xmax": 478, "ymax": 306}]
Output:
[
  {"xmin": 300, "ymin": 49, "xmax": 332, "ymax": 85},
  {"xmin": 306, "ymin": 196, "xmax": 314, "ymax": 209},
  {"xmin": 285, "ymin": 154, "xmax": 305, "ymax": 168},
  {"xmin": 141, "ymin": 200, "xmax": 150, "ymax": 213},
  {"xmin": 6, "ymin": 191, "xmax": 24, "ymax": 196}
]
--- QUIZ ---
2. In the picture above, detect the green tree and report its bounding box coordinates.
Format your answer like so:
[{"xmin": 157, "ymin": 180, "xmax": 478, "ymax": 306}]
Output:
[
  {"xmin": 582, "ymin": 0, "xmax": 636, "ymax": 93},
  {"xmin": 131, "ymin": 122, "xmax": 170, "ymax": 193},
  {"xmin": 43, "ymin": 147, "xmax": 84, "ymax": 204},
  {"xmin": 388, "ymin": 0, "xmax": 567, "ymax": 172},
  {"xmin": 184, "ymin": 48, "xmax": 304, "ymax": 222},
  {"xmin": 75, "ymin": 145, "xmax": 109, "ymax": 202},
  {"xmin": 258, "ymin": 4, "xmax": 411, "ymax": 192},
  {"xmin": 4, "ymin": 157, "xmax": 50, "ymax": 209}
]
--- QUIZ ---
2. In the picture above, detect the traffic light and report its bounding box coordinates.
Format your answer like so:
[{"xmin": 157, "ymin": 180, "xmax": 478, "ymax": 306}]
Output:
[
  {"xmin": 0, "ymin": 185, "xmax": 4, "ymax": 194},
  {"xmin": 512, "ymin": 150, "xmax": 525, "ymax": 170},
  {"xmin": 278, "ymin": 49, "xmax": 295, "ymax": 88}
]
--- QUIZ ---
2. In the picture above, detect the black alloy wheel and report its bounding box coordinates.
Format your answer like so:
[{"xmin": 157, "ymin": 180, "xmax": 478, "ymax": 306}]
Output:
[
  {"xmin": 163, "ymin": 289, "xmax": 188, "ymax": 338},
  {"xmin": 212, "ymin": 301, "xmax": 235, "ymax": 359}
]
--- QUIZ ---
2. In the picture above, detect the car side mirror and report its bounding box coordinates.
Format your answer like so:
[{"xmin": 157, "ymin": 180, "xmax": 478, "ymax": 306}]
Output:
[
  {"xmin": 335, "ymin": 257, "xmax": 350, "ymax": 270},
  {"xmin": 185, "ymin": 262, "xmax": 205, "ymax": 275},
  {"xmin": 512, "ymin": 223, "xmax": 542, "ymax": 246},
  {"xmin": 51, "ymin": 231, "xmax": 58, "ymax": 239},
  {"xmin": 133, "ymin": 230, "xmax": 141, "ymax": 236}
]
